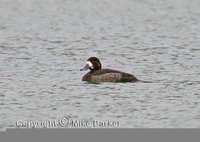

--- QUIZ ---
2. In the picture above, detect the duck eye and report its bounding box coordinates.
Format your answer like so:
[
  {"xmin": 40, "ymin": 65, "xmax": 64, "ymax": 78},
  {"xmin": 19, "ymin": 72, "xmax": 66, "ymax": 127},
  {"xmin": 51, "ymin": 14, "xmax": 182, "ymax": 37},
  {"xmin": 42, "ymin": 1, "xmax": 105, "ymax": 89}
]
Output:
[{"xmin": 86, "ymin": 61, "xmax": 93, "ymax": 69}]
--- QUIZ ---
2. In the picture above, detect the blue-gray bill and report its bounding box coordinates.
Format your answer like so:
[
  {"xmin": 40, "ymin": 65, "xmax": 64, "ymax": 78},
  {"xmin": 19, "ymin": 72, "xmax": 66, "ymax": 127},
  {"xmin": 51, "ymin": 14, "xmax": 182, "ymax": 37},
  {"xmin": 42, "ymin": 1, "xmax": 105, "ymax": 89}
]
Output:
[{"xmin": 80, "ymin": 64, "xmax": 90, "ymax": 71}]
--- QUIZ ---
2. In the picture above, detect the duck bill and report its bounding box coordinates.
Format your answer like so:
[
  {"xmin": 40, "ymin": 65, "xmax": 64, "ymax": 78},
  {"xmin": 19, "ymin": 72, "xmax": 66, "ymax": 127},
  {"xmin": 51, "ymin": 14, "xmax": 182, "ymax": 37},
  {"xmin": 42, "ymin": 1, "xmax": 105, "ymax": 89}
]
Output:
[{"xmin": 80, "ymin": 64, "xmax": 90, "ymax": 71}]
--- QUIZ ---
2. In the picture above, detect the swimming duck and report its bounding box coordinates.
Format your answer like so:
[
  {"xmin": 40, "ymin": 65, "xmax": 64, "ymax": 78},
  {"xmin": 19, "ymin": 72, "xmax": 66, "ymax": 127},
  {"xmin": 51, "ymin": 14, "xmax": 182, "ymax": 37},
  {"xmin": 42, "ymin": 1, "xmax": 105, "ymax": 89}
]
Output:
[{"xmin": 80, "ymin": 57, "xmax": 138, "ymax": 83}]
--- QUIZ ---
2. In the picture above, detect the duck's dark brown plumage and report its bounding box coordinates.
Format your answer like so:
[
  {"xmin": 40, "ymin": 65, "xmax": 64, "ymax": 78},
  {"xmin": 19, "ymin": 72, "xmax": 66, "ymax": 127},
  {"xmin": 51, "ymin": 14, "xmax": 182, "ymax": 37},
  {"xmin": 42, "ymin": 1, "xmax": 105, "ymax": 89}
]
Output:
[
  {"xmin": 82, "ymin": 69, "xmax": 138, "ymax": 82},
  {"xmin": 81, "ymin": 57, "xmax": 138, "ymax": 83}
]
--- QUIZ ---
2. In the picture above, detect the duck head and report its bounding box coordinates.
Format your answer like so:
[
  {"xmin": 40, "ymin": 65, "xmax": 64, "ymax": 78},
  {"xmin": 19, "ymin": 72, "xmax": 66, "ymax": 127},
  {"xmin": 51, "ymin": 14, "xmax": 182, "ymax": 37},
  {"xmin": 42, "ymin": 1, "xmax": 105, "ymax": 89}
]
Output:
[{"xmin": 80, "ymin": 57, "xmax": 102, "ymax": 71}]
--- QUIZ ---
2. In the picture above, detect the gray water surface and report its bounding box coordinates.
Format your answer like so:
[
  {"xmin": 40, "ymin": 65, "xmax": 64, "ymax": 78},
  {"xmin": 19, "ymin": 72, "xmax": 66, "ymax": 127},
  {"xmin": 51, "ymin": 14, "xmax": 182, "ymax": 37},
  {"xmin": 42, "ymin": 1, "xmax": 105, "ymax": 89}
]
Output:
[{"xmin": 0, "ymin": 0, "xmax": 200, "ymax": 128}]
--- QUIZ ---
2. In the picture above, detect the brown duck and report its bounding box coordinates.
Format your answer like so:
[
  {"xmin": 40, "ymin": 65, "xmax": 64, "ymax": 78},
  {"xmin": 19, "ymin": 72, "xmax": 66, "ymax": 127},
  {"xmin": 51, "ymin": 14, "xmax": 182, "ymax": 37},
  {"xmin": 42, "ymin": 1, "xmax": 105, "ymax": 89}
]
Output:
[{"xmin": 80, "ymin": 57, "xmax": 139, "ymax": 83}]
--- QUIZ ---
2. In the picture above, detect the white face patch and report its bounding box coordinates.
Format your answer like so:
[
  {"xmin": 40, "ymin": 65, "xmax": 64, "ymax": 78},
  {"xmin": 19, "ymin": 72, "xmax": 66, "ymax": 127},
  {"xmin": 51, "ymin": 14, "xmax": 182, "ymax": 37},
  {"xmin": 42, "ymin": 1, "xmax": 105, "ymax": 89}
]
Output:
[{"xmin": 86, "ymin": 61, "xmax": 93, "ymax": 69}]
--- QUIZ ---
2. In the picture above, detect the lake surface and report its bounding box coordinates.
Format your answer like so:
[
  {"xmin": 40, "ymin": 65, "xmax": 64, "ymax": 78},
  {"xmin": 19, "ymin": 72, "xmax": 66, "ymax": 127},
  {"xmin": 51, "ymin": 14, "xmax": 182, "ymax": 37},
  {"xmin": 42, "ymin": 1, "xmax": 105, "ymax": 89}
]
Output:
[{"xmin": 0, "ymin": 0, "xmax": 200, "ymax": 129}]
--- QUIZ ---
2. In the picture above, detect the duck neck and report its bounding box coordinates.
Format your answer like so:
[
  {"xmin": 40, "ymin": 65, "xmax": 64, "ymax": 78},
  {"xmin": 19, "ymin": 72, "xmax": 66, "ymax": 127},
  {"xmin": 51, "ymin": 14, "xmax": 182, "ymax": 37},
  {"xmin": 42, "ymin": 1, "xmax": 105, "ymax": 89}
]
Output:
[{"xmin": 90, "ymin": 69, "xmax": 100, "ymax": 73}]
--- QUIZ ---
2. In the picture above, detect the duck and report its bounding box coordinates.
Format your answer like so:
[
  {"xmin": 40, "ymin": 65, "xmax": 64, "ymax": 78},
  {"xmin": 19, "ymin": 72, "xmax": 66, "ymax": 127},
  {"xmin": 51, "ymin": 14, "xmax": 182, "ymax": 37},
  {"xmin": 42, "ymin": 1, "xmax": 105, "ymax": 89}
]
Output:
[{"xmin": 80, "ymin": 57, "xmax": 138, "ymax": 83}]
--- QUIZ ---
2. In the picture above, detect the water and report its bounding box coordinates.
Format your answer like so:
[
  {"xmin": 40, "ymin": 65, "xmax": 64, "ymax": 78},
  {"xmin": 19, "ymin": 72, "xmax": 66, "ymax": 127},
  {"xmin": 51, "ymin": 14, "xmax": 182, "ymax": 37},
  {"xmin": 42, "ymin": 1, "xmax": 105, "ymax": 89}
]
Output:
[{"xmin": 0, "ymin": 0, "xmax": 200, "ymax": 129}]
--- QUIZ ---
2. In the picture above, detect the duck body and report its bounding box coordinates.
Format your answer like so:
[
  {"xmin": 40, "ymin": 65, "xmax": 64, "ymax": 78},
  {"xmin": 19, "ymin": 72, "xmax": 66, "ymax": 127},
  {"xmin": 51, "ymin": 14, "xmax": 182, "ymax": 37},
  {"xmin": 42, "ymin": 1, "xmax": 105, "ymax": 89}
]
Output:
[
  {"xmin": 82, "ymin": 69, "xmax": 138, "ymax": 82},
  {"xmin": 81, "ymin": 57, "xmax": 138, "ymax": 83}
]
